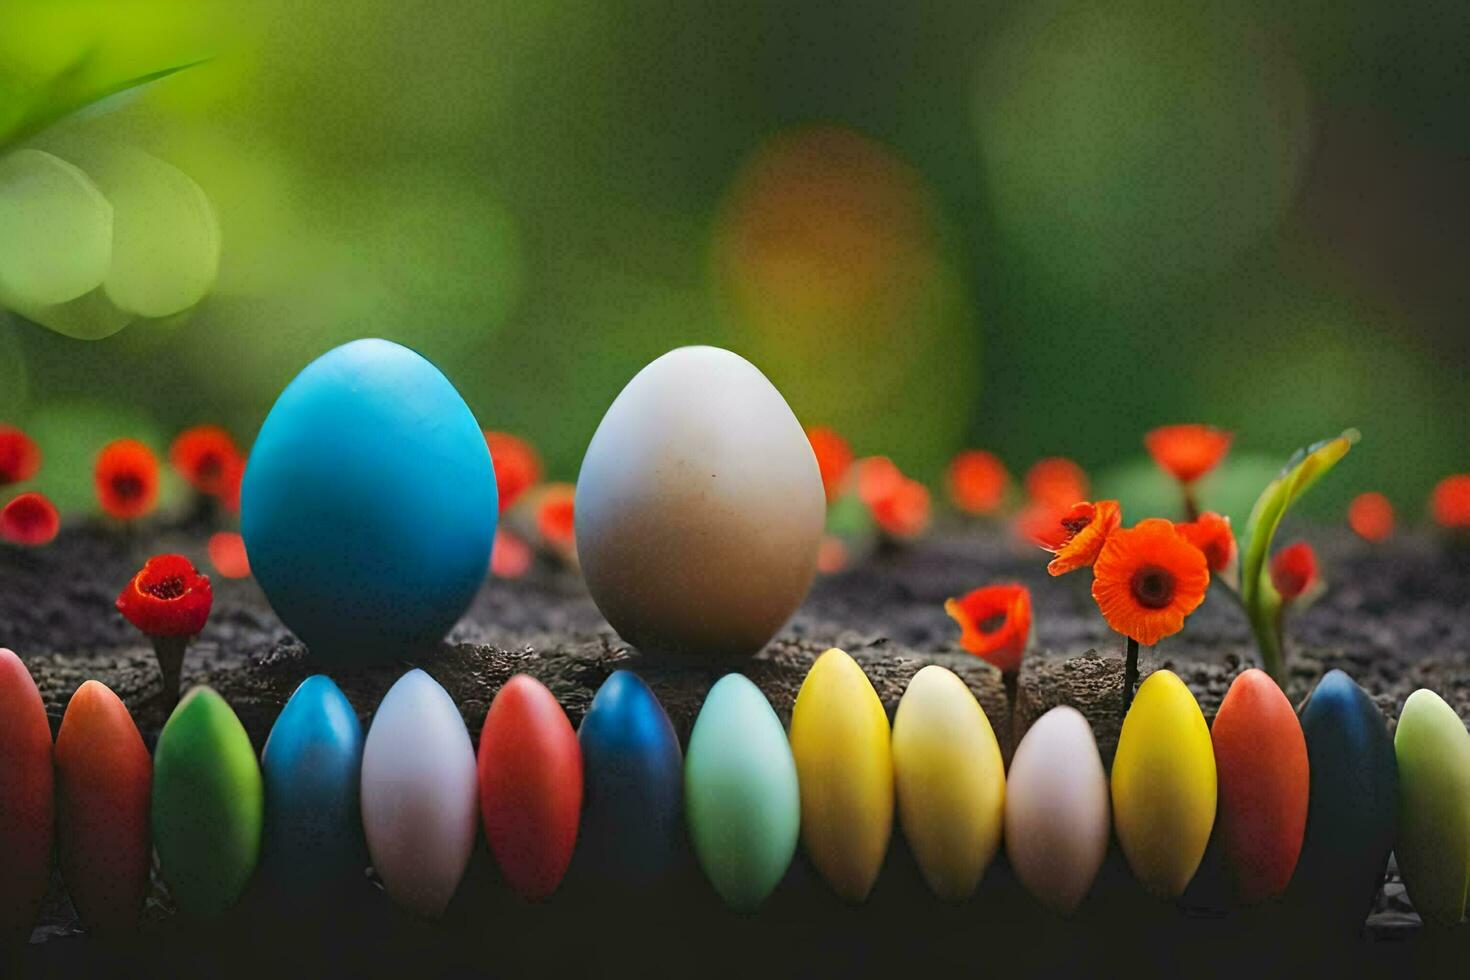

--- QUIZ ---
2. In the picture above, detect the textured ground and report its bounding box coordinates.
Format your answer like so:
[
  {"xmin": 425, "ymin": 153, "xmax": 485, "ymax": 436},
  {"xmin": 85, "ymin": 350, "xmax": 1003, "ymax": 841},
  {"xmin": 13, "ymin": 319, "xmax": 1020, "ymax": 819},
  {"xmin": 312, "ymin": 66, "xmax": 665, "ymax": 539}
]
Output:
[{"xmin": 3, "ymin": 519, "xmax": 1468, "ymax": 975}]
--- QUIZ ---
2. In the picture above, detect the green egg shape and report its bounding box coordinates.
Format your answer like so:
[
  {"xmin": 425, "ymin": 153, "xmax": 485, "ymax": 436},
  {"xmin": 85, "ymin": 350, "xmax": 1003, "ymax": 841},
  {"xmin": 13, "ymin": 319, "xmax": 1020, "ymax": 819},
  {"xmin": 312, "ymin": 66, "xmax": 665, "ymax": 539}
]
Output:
[
  {"xmin": 684, "ymin": 673, "xmax": 800, "ymax": 911},
  {"xmin": 152, "ymin": 687, "xmax": 264, "ymax": 917},
  {"xmin": 1394, "ymin": 689, "xmax": 1470, "ymax": 927}
]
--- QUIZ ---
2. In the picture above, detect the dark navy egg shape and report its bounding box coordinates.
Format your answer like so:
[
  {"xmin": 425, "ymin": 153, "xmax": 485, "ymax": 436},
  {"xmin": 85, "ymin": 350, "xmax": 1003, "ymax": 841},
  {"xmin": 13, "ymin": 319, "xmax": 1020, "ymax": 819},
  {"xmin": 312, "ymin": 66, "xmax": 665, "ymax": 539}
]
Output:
[
  {"xmin": 260, "ymin": 675, "xmax": 367, "ymax": 893},
  {"xmin": 575, "ymin": 671, "xmax": 684, "ymax": 890},
  {"xmin": 1292, "ymin": 670, "xmax": 1398, "ymax": 927}
]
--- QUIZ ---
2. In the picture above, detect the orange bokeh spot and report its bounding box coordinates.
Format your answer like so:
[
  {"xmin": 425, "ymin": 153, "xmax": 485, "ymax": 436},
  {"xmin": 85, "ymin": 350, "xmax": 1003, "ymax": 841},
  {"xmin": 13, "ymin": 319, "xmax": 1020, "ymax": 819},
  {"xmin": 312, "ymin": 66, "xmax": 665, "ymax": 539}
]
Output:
[
  {"xmin": 1144, "ymin": 424, "xmax": 1233, "ymax": 485},
  {"xmin": 1091, "ymin": 518, "xmax": 1210, "ymax": 646},
  {"xmin": 169, "ymin": 426, "xmax": 243, "ymax": 497},
  {"xmin": 0, "ymin": 425, "xmax": 41, "ymax": 485},
  {"xmin": 484, "ymin": 432, "xmax": 542, "ymax": 513},
  {"xmin": 1, "ymin": 492, "xmax": 59, "ymax": 546},
  {"xmin": 1430, "ymin": 474, "xmax": 1470, "ymax": 528},
  {"xmin": 947, "ymin": 450, "xmax": 1010, "ymax": 515},
  {"xmin": 870, "ymin": 476, "xmax": 931, "ymax": 539},
  {"xmin": 491, "ymin": 529, "xmax": 533, "ymax": 579},
  {"xmin": 536, "ymin": 485, "xmax": 576, "ymax": 548},
  {"xmin": 1024, "ymin": 456, "xmax": 1088, "ymax": 508},
  {"xmin": 806, "ymin": 426, "xmax": 853, "ymax": 502},
  {"xmin": 207, "ymin": 532, "xmax": 251, "ymax": 579},
  {"xmin": 1347, "ymin": 492, "xmax": 1394, "ymax": 542},
  {"xmin": 94, "ymin": 440, "xmax": 160, "ymax": 521},
  {"xmin": 944, "ymin": 583, "xmax": 1032, "ymax": 675},
  {"xmin": 1043, "ymin": 500, "xmax": 1122, "ymax": 576},
  {"xmin": 1270, "ymin": 541, "xmax": 1317, "ymax": 602},
  {"xmin": 816, "ymin": 535, "xmax": 848, "ymax": 574},
  {"xmin": 1177, "ymin": 511, "xmax": 1237, "ymax": 572}
]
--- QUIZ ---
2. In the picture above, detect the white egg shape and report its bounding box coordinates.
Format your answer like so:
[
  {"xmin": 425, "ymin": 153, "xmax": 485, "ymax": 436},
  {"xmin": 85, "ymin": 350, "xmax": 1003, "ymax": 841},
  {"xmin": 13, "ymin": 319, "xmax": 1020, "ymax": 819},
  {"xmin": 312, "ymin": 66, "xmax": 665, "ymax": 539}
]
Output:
[
  {"xmin": 575, "ymin": 346, "xmax": 826, "ymax": 657},
  {"xmin": 1004, "ymin": 706, "xmax": 1111, "ymax": 915},
  {"xmin": 360, "ymin": 669, "xmax": 478, "ymax": 918}
]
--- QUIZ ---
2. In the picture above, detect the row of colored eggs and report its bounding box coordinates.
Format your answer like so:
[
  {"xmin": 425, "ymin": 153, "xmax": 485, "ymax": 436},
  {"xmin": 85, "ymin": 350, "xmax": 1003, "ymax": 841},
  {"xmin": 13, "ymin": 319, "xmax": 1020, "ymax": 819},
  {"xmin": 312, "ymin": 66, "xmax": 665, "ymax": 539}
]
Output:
[{"xmin": 3, "ymin": 646, "xmax": 1468, "ymax": 941}]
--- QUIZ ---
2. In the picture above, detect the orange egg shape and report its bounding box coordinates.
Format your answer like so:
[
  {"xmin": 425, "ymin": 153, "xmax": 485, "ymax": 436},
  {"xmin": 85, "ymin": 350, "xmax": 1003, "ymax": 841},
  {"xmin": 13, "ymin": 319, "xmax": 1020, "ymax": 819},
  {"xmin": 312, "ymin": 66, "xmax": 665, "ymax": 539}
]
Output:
[
  {"xmin": 54, "ymin": 680, "xmax": 153, "ymax": 935},
  {"xmin": 0, "ymin": 649, "xmax": 53, "ymax": 945},
  {"xmin": 1210, "ymin": 669, "xmax": 1308, "ymax": 903}
]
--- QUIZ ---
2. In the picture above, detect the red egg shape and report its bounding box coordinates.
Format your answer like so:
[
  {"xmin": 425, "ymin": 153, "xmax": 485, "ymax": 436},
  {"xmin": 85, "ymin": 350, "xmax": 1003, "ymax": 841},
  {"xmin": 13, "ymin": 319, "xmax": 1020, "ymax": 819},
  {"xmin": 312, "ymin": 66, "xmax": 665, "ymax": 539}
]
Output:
[
  {"xmin": 0, "ymin": 649, "xmax": 53, "ymax": 944},
  {"xmin": 54, "ymin": 680, "xmax": 153, "ymax": 935},
  {"xmin": 478, "ymin": 675, "xmax": 583, "ymax": 901},
  {"xmin": 1210, "ymin": 668, "xmax": 1309, "ymax": 902}
]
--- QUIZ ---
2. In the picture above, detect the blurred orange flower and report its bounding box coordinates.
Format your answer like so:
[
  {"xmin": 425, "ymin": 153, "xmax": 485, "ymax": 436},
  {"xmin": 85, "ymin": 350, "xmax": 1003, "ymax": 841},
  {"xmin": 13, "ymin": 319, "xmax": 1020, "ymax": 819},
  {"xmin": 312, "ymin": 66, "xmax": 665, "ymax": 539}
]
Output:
[
  {"xmin": 1043, "ymin": 499, "xmax": 1121, "ymax": 576},
  {"xmin": 855, "ymin": 456, "xmax": 904, "ymax": 508},
  {"xmin": 1024, "ymin": 456, "xmax": 1088, "ymax": 508},
  {"xmin": 1091, "ymin": 518, "xmax": 1209, "ymax": 646},
  {"xmin": 944, "ymin": 583, "xmax": 1031, "ymax": 674},
  {"xmin": 94, "ymin": 440, "xmax": 159, "ymax": 520},
  {"xmin": 1430, "ymin": 474, "xmax": 1470, "ymax": 528},
  {"xmin": 1347, "ymin": 492, "xmax": 1394, "ymax": 542},
  {"xmin": 536, "ymin": 485, "xmax": 576, "ymax": 548},
  {"xmin": 947, "ymin": 450, "xmax": 1009, "ymax": 515},
  {"xmin": 169, "ymin": 426, "xmax": 242, "ymax": 497},
  {"xmin": 1016, "ymin": 500, "xmax": 1070, "ymax": 549},
  {"xmin": 484, "ymin": 432, "xmax": 542, "ymax": 513},
  {"xmin": 871, "ymin": 476, "xmax": 931, "ymax": 539},
  {"xmin": 1177, "ymin": 511, "xmax": 1236, "ymax": 572},
  {"xmin": 806, "ymin": 426, "xmax": 853, "ymax": 502},
  {"xmin": 1145, "ymin": 424, "xmax": 1233, "ymax": 484},
  {"xmin": 1270, "ymin": 541, "xmax": 1317, "ymax": 601},
  {"xmin": 207, "ymin": 531, "xmax": 251, "ymax": 579}
]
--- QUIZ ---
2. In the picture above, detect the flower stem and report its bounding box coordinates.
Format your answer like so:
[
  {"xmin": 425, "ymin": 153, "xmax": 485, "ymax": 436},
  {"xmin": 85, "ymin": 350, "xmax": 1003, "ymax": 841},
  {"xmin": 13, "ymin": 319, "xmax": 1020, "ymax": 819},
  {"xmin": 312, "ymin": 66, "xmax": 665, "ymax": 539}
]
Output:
[
  {"xmin": 151, "ymin": 635, "xmax": 190, "ymax": 709},
  {"xmin": 1182, "ymin": 485, "xmax": 1200, "ymax": 522},
  {"xmin": 1122, "ymin": 636, "xmax": 1140, "ymax": 710}
]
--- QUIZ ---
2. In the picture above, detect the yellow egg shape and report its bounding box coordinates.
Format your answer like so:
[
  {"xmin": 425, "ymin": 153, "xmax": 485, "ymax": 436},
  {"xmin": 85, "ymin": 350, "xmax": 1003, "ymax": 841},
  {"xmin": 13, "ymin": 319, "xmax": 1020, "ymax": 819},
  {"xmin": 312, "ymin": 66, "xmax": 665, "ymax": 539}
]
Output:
[
  {"xmin": 891, "ymin": 665, "xmax": 1005, "ymax": 900},
  {"xmin": 789, "ymin": 648, "xmax": 894, "ymax": 902},
  {"xmin": 1111, "ymin": 670, "xmax": 1217, "ymax": 899}
]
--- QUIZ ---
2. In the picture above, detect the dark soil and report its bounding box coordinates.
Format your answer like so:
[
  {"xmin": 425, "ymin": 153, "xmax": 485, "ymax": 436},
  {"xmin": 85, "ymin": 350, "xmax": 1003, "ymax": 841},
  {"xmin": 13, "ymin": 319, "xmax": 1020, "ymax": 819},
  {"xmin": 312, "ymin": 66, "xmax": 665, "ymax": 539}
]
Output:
[{"xmin": 3, "ymin": 518, "xmax": 1468, "ymax": 977}]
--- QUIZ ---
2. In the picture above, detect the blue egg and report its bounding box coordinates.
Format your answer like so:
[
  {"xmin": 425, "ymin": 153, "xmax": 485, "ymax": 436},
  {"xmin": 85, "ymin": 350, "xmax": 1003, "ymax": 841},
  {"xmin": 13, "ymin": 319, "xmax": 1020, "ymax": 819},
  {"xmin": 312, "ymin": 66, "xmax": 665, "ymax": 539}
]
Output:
[
  {"xmin": 1292, "ymin": 669, "xmax": 1398, "ymax": 927},
  {"xmin": 260, "ymin": 675, "xmax": 366, "ymax": 894},
  {"xmin": 241, "ymin": 339, "xmax": 497, "ymax": 660},
  {"xmin": 575, "ymin": 671, "xmax": 684, "ymax": 890}
]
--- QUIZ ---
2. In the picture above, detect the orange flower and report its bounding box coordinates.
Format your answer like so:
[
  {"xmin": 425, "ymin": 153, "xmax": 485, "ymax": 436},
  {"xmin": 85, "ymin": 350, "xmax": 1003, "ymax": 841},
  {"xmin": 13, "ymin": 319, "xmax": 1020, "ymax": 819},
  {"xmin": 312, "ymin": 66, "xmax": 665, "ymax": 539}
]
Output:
[
  {"xmin": 169, "ymin": 426, "xmax": 242, "ymax": 497},
  {"xmin": 484, "ymin": 432, "xmax": 542, "ymax": 513},
  {"xmin": 944, "ymin": 583, "xmax": 1031, "ymax": 674},
  {"xmin": 1270, "ymin": 541, "xmax": 1317, "ymax": 601},
  {"xmin": 1144, "ymin": 424, "xmax": 1233, "ymax": 484},
  {"xmin": 1024, "ymin": 456, "xmax": 1088, "ymax": 508},
  {"xmin": 207, "ymin": 531, "xmax": 251, "ymax": 579},
  {"xmin": 1347, "ymin": 492, "xmax": 1394, "ymax": 542},
  {"xmin": 1, "ymin": 492, "xmax": 59, "ymax": 546},
  {"xmin": 1430, "ymin": 474, "xmax": 1470, "ymax": 528},
  {"xmin": 1177, "ymin": 511, "xmax": 1236, "ymax": 572},
  {"xmin": 1042, "ymin": 500, "xmax": 1121, "ymax": 576},
  {"xmin": 947, "ymin": 450, "xmax": 1009, "ymax": 515},
  {"xmin": 806, "ymin": 426, "xmax": 853, "ymax": 502},
  {"xmin": 94, "ymin": 440, "xmax": 159, "ymax": 520},
  {"xmin": 854, "ymin": 456, "xmax": 904, "ymax": 508},
  {"xmin": 1016, "ymin": 500, "xmax": 1070, "ymax": 549},
  {"xmin": 0, "ymin": 425, "xmax": 41, "ymax": 485},
  {"xmin": 536, "ymin": 484, "xmax": 576, "ymax": 549},
  {"xmin": 1091, "ymin": 519, "xmax": 1209, "ymax": 646},
  {"xmin": 871, "ymin": 476, "xmax": 930, "ymax": 539}
]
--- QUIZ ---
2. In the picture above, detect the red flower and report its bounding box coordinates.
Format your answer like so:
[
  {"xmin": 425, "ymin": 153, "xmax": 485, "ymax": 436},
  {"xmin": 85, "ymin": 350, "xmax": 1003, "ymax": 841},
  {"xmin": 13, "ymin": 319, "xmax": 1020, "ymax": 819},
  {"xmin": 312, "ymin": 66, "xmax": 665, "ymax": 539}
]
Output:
[
  {"xmin": 1091, "ymin": 519, "xmax": 1210, "ymax": 646},
  {"xmin": 117, "ymin": 554, "xmax": 212, "ymax": 637},
  {"xmin": 871, "ymin": 477, "xmax": 931, "ymax": 539},
  {"xmin": 169, "ymin": 426, "xmax": 242, "ymax": 497},
  {"xmin": 491, "ymin": 529, "xmax": 532, "ymax": 578},
  {"xmin": 1145, "ymin": 424, "xmax": 1233, "ymax": 485},
  {"xmin": 806, "ymin": 426, "xmax": 853, "ymax": 502},
  {"xmin": 94, "ymin": 440, "xmax": 159, "ymax": 520},
  {"xmin": 484, "ymin": 432, "xmax": 542, "ymax": 513},
  {"xmin": 944, "ymin": 583, "xmax": 1032, "ymax": 674},
  {"xmin": 1, "ymin": 492, "xmax": 59, "ymax": 546},
  {"xmin": 1177, "ymin": 511, "xmax": 1236, "ymax": 572},
  {"xmin": 1430, "ymin": 474, "xmax": 1470, "ymax": 529},
  {"xmin": 947, "ymin": 450, "xmax": 1009, "ymax": 515},
  {"xmin": 0, "ymin": 425, "xmax": 41, "ymax": 485},
  {"xmin": 854, "ymin": 456, "xmax": 904, "ymax": 509},
  {"xmin": 1270, "ymin": 542, "xmax": 1317, "ymax": 602},
  {"xmin": 1024, "ymin": 457, "xmax": 1088, "ymax": 508},
  {"xmin": 218, "ymin": 454, "xmax": 245, "ymax": 514},
  {"xmin": 536, "ymin": 485, "xmax": 576, "ymax": 549},
  {"xmin": 1347, "ymin": 492, "xmax": 1394, "ymax": 542},
  {"xmin": 1042, "ymin": 500, "xmax": 1122, "ymax": 576},
  {"xmin": 206, "ymin": 532, "xmax": 251, "ymax": 579}
]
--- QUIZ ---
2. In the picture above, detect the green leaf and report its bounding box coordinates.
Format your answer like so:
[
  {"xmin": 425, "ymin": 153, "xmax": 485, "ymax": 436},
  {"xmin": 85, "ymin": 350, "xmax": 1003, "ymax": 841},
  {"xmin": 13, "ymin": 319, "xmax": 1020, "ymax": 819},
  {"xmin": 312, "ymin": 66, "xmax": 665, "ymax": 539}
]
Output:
[
  {"xmin": 1240, "ymin": 429, "xmax": 1358, "ymax": 683},
  {"xmin": 0, "ymin": 147, "xmax": 112, "ymax": 306},
  {"xmin": 4, "ymin": 285, "xmax": 134, "ymax": 341}
]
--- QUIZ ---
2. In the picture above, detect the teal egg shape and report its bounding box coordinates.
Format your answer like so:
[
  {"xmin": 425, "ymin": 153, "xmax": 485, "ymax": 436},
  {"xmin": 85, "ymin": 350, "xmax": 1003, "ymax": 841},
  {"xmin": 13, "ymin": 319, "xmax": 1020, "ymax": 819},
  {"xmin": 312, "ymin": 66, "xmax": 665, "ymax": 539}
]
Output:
[
  {"xmin": 241, "ymin": 339, "xmax": 497, "ymax": 661},
  {"xmin": 684, "ymin": 673, "xmax": 800, "ymax": 910}
]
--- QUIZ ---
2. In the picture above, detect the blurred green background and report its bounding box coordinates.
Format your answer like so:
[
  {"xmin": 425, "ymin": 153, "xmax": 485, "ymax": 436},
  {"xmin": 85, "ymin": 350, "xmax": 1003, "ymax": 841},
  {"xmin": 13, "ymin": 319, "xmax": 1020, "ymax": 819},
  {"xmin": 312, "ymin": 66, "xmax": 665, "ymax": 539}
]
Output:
[{"xmin": 1, "ymin": 0, "xmax": 1466, "ymax": 523}]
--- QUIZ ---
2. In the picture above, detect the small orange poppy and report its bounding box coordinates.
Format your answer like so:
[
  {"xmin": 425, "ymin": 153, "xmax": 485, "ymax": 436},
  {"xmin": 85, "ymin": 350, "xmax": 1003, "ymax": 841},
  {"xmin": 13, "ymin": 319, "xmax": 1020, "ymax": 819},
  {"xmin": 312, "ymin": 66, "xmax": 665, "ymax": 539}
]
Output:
[
  {"xmin": 871, "ymin": 476, "xmax": 930, "ymax": 539},
  {"xmin": 1144, "ymin": 424, "xmax": 1233, "ymax": 484},
  {"xmin": 207, "ymin": 531, "xmax": 251, "ymax": 579},
  {"xmin": 806, "ymin": 426, "xmax": 853, "ymax": 502},
  {"xmin": 1024, "ymin": 457, "xmax": 1088, "ymax": 508},
  {"xmin": 483, "ymin": 432, "xmax": 542, "ymax": 513},
  {"xmin": 944, "ymin": 583, "xmax": 1031, "ymax": 674},
  {"xmin": 536, "ymin": 485, "xmax": 576, "ymax": 548},
  {"xmin": 1042, "ymin": 499, "xmax": 1121, "ymax": 576},
  {"xmin": 947, "ymin": 450, "xmax": 1009, "ymax": 515},
  {"xmin": 1347, "ymin": 492, "xmax": 1394, "ymax": 542},
  {"xmin": 94, "ymin": 440, "xmax": 160, "ymax": 520},
  {"xmin": 1270, "ymin": 541, "xmax": 1317, "ymax": 601},
  {"xmin": 1091, "ymin": 518, "xmax": 1209, "ymax": 646},
  {"xmin": 0, "ymin": 425, "xmax": 41, "ymax": 485},
  {"xmin": 1, "ymin": 492, "xmax": 59, "ymax": 546},
  {"xmin": 1177, "ymin": 511, "xmax": 1236, "ymax": 572},
  {"xmin": 1430, "ymin": 474, "xmax": 1470, "ymax": 528},
  {"xmin": 169, "ymin": 426, "xmax": 242, "ymax": 497}
]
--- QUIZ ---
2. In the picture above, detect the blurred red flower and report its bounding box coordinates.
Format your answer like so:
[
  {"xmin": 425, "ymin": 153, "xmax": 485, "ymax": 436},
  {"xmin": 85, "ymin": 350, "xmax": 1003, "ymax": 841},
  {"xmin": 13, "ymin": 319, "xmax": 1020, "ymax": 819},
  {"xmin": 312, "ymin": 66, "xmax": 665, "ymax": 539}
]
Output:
[
  {"xmin": 947, "ymin": 450, "xmax": 1009, "ymax": 515},
  {"xmin": 94, "ymin": 440, "xmax": 159, "ymax": 520},
  {"xmin": 1, "ymin": 492, "xmax": 59, "ymax": 546},
  {"xmin": 0, "ymin": 425, "xmax": 41, "ymax": 485},
  {"xmin": 207, "ymin": 532, "xmax": 251, "ymax": 579},
  {"xmin": 1024, "ymin": 456, "xmax": 1088, "ymax": 508},
  {"xmin": 484, "ymin": 432, "xmax": 542, "ymax": 513},
  {"xmin": 1430, "ymin": 474, "xmax": 1470, "ymax": 528},
  {"xmin": 169, "ymin": 426, "xmax": 242, "ymax": 497},
  {"xmin": 806, "ymin": 426, "xmax": 853, "ymax": 502},
  {"xmin": 1145, "ymin": 424, "xmax": 1233, "ymax": 485},
  {"xmin": 1270, "ymin": 542, "xmax": 1318, "ymax": 602},
  {"xmin": 1347, "ymin": 492, "xmax": 1394, "ymax": 542}
]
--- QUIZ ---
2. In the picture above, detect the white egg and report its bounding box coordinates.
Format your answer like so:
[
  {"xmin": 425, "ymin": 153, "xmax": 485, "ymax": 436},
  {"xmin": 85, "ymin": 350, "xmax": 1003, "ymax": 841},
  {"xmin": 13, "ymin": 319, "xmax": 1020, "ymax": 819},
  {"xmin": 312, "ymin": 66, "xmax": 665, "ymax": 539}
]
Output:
[
  {"xmin": 575, "ymin": 346, "xmax": 826, "ymax": 657},
  {"xmin": 1004, "ymin": 706, "xmax": 1111, "ymax": 915},
  {"xmin": 360, "ymin": 669, "xmax": 478, "ymax": 918}
]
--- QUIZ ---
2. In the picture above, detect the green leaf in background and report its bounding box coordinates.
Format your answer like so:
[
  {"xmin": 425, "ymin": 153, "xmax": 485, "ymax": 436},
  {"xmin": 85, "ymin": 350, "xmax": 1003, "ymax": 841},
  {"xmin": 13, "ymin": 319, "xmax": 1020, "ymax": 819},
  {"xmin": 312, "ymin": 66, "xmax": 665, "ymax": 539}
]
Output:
[
  {"xmin": 3, "ymin": 285, "xmax": 133, "ymax": 341},
  {"xmin": 1241, "ymin": 429, "xmax": 1358, "ymax": 683},
  {"xmin": 0, "ymin": 147, "xmax": 112, "ymax": 306}
]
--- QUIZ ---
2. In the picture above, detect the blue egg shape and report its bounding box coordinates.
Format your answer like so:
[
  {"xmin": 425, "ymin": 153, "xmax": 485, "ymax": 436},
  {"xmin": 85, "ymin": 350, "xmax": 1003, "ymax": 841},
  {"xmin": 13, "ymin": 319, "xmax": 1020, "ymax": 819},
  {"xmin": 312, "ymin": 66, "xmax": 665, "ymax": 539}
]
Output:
[
  {"xmin": 1292, "ymin": 669, "xmax": 1398, "ymax": 927},
  {"xmin": 241, "ymin": 339, "xmax": 497, "ymax": 661},
  {"xmin": 575, "ymin": 671, "xmax": 684, "ymax": 890},
  {"xmin": 260, "ymin": 675, "xmax": 367, "ymax": 892}
]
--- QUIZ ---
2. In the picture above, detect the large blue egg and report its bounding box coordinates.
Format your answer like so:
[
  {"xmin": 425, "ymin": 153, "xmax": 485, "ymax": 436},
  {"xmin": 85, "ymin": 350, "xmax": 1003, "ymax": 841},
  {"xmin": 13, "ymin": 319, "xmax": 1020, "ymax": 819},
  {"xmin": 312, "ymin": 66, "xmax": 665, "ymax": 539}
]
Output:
[
  {"xmin": 241, "ymin": 339, "xmax": 497, "ymax": 660},
  {"xmin": 260, "ymin": 675, "xmax": 366, "ymax": 893},
  {"xmin": 1292, "ymin": 669, "xmax": 1398, "ymax": 928},
  {"xmin": 575, "ymin": 671, "xmax": 684, "ymax": 890}
]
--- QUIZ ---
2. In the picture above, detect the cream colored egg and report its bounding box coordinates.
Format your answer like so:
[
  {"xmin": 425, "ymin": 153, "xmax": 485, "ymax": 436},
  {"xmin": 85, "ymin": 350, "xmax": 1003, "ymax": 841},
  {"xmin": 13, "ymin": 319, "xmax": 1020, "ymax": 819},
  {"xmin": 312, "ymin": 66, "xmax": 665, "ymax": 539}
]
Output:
[
  {"xmin": 575, "ymin": 346, "xmax": 826, "ymax": 657},
  {"xmin": 1004, "ymin": 706, "xmax": 1110, "ymax": 915},
  {"xmin": 891, "ymin": 665, "xmax": 1005, "ymax": 901}
]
